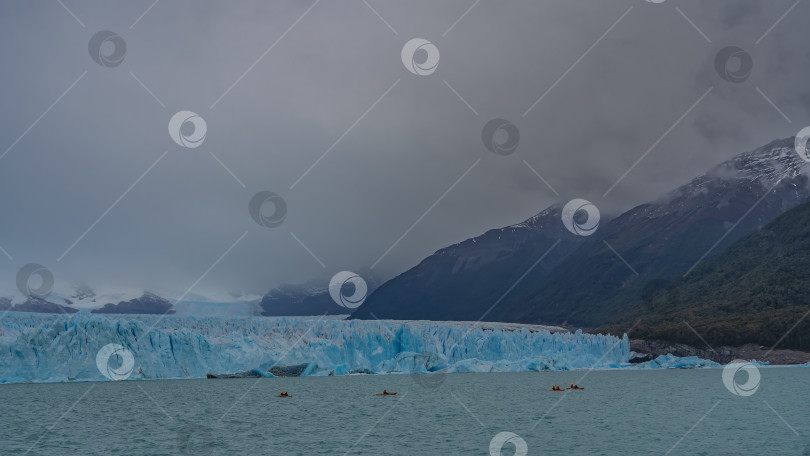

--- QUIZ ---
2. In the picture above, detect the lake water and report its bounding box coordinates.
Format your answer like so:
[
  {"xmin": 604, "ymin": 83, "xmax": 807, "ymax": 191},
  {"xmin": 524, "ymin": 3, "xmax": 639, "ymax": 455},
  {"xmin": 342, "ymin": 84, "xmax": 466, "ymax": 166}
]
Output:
[{"xmin": 2, "ymin": 368, "xmax": 808, "ymax": 455}]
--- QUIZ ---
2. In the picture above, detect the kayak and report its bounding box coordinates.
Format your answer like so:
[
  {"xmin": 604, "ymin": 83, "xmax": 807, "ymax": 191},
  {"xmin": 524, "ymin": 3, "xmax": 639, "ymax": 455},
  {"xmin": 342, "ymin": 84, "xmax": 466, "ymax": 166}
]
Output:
[
  {"xmin": 376, "ymin": 393, "xmax": 397, "ymax": 396},
  {"xmin": 566, "ymin": 387, "xmax": 585, "ymax": 390},
  {"xmin": 549, "ymin": 389, "xmax": 565, "ymax": 392},
  {"xmin": 277, "ymin": 394, "xmax": 292, "ymax": 397}
]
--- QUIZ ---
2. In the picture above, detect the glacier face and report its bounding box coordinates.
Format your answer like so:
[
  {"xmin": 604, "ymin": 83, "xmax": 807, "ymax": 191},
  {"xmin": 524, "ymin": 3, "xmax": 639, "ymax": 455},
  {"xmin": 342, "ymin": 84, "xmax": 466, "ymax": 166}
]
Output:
[{"xmin": 0, "ymin": 313, "xmax": 631, "ymax": 383}]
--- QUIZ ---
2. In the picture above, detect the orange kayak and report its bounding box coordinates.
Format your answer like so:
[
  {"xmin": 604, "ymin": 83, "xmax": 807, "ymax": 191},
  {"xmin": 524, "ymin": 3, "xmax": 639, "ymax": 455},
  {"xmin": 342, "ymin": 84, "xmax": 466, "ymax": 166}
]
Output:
[{"xmin": 566, "ymin": 387, "xmax": 584, "ymax": 390}]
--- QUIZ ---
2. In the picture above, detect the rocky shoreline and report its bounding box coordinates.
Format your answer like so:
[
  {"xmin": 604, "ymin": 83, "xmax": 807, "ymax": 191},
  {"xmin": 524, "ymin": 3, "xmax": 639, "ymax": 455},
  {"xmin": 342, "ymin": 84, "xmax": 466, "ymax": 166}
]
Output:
[{"xmin": 630, "ymin": 339, "xmax": 810, "ymax": 365}]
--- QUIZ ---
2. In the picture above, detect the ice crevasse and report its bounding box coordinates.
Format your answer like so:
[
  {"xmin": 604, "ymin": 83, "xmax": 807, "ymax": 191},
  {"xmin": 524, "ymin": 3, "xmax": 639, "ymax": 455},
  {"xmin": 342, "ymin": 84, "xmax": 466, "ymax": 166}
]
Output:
[{"xmin": 0, "ymin": 313, "xmax": 631, "ymax": 383}]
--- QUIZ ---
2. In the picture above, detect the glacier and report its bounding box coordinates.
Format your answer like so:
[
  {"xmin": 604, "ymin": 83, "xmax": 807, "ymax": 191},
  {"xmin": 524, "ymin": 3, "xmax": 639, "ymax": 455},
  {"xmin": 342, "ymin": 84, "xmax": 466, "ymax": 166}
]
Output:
[
  {"xmin": 0, "ymin": 312, "xmax": 634, "ymax": 383},
  {"xmin": 634, "ymin": 354, "xmax": 720, "ymax": 369}
]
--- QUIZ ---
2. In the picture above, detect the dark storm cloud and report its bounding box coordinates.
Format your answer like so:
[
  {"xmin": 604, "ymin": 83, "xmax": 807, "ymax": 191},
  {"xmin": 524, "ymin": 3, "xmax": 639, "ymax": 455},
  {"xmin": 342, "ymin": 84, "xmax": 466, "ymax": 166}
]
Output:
[{"xmin": 0, "ymin": 0, "xmax": 807, "ymax": 301}]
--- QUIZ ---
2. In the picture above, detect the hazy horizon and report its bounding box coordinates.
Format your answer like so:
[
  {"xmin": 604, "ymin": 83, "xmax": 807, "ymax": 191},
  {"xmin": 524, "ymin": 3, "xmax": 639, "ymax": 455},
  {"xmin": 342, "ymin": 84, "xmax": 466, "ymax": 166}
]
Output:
[{"xmin": 1, "ymin": 0, "xmax": 808, "ymax": 301}]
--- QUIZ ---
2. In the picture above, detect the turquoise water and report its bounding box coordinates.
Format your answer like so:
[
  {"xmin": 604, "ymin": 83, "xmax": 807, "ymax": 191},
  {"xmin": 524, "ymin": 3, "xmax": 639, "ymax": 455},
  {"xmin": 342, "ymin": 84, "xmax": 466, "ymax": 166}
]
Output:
[{"xmin": 2, "ymin": 369, "xmax": 808, "ymax": 455}]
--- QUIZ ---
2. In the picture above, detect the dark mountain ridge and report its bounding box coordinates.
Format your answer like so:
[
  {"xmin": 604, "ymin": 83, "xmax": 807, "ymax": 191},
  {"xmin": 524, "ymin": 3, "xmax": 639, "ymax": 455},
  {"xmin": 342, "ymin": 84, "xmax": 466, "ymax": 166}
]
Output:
[
  {"xmin": 504, "ymin": 137, "xmax": 808, "ymax": 327},
  {"xmin": 91, "ymin": 292, "xmax": 175, "ymax": 315},
  {"xmin": 260, "ymin": 272, "xmax": 381, "ymax": 316},
  {"xmin": 9, "ymin": 297, "xmax": 79, "ymax": 314},
  {"xmin": 352, "ymin": 137, "xmax": 810, "ymax": 343},
  {"xmin": 604, "ymin": 198, "xmax": 810, "ymax": 351},
  {"xmin": 350, "ymin": 204, "xmax": 598, "ymax": 321}
]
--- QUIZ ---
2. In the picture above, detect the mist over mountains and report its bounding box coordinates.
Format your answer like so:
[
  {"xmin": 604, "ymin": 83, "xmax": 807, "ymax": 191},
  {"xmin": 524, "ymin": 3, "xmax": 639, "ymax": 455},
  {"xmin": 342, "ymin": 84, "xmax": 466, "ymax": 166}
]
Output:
[
  {"xmin": 259, "ymin": 272, "xmax": 382, "ymax": 316},
  {"xmin": 7, "ymin": 136, "xmax": 810, "ymax": 353},
  {"xmin": 353, "ymin": 136, "xmax": 810, "ymax": 349}
]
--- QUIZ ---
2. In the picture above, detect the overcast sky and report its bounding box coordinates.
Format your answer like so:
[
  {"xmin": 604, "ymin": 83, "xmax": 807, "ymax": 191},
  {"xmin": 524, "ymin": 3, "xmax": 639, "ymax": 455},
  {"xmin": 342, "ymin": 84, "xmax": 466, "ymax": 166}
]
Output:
[{"xmin": 0, "ymin": 0, "xmax": 807, "ymax": 301}]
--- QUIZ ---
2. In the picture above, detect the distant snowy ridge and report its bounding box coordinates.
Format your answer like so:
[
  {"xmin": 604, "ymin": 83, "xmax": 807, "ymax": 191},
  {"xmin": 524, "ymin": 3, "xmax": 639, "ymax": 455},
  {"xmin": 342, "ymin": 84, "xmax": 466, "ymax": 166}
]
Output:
[{"xmin": 0, "ymin": 313, "xmax": 629, "ymax": 383}]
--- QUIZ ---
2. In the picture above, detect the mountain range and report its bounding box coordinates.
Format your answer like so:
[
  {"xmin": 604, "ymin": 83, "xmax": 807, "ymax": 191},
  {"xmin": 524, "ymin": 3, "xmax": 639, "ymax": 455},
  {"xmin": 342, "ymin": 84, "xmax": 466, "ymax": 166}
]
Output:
[
  {"xmin": 352, "ymin": 137, "xmax": 810, "ymax": 350},
  {"xmin": 349, "ymin": 205, "xmax": 588, "ymax": 321},
  {"xmin": 259, "ymin": 272, "xmax": 381, "ymax": 316},
  {"xmin": 90, "ymin": 293, "xmax": 175, "ymax": 315},
  {"xmin": 6, "ymin": 137, "xmax": 809, "ymax": 353},
  {"xmin": 606, "ymin": 197, "xmax": 810, "ymax": 351},
  {"xmin": 505, "ymin": 137, "xmax": 808, "ymax": 326}
]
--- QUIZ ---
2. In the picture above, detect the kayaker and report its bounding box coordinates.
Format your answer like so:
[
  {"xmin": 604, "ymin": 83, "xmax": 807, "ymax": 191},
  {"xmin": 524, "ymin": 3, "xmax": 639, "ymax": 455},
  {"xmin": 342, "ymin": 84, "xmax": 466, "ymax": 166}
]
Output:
[{"xmin": 383, "ymin": 390, "xmax": 388, "ymax": 395}]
